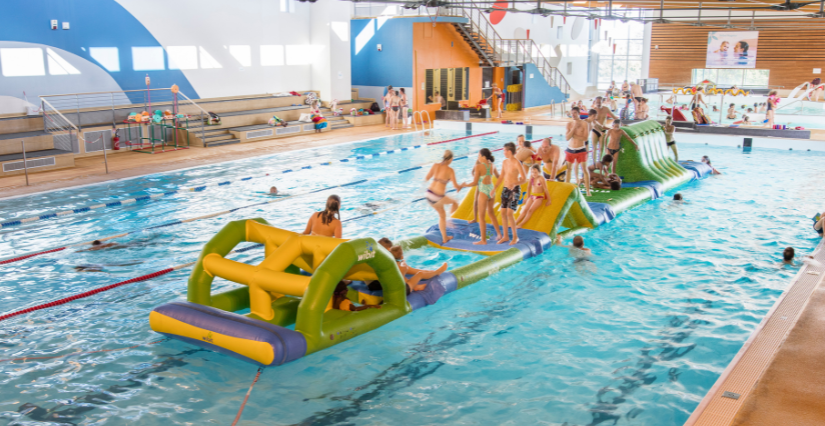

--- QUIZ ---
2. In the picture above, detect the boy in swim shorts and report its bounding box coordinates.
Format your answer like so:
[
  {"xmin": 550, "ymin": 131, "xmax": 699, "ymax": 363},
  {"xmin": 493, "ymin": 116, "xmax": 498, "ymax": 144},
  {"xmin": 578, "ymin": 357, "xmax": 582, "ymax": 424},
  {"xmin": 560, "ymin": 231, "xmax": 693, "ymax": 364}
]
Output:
[
  {"xmin": 494, "ymin": 142, "xmax": 528, "ymax": 245},
  {"xmin": 604, "ymin": 121, "xmax": 638, "ymax": 173}
]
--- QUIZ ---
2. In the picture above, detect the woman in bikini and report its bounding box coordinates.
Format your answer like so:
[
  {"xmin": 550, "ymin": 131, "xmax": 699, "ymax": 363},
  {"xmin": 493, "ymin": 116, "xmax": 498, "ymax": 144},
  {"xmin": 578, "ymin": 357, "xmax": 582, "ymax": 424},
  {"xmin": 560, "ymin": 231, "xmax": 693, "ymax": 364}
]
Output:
[
  {"xmin": 389, "ymin": 91, "xmax": 401, "ymax": 130},
  {"xmin": 383, "ymin": 85, "xmax": 393, "ymax": 127},
  {"xmin": 466, "ymin": 148, "xmax": 502, "ymax": 245},
  {"xmin": 425, "ymin": 150, "xmax": 464, "ymax": 245},
  {"xmin": 302, "ymin": 194, "xmax": 342, "ymax": 238},
  {"xmin": 766, "ymin": 89, "xmax": 778, "ymax": 128},
  {"xmin": 487, "ymin": 84, "xmax": 504, "ymax": 119},
  {"xmin": 515, "ymin": 165, "xmax": 552, "ymax": 229}
]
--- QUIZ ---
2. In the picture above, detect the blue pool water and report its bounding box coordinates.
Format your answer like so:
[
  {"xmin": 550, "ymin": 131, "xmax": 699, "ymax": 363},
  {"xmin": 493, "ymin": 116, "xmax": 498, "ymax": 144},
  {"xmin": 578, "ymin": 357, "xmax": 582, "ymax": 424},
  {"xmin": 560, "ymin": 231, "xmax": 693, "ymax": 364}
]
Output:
[{"xmin": 0, "ymin": 130, "xmax": 822, "ymax": 425}]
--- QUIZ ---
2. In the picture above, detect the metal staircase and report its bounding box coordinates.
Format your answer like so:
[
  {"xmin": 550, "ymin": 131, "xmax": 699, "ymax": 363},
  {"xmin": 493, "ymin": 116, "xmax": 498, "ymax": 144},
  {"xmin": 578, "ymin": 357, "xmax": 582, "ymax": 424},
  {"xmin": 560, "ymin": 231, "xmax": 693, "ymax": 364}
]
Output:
[{"xmin": 452, "ymin": 1, "xmax": 571, "ymax": 98}]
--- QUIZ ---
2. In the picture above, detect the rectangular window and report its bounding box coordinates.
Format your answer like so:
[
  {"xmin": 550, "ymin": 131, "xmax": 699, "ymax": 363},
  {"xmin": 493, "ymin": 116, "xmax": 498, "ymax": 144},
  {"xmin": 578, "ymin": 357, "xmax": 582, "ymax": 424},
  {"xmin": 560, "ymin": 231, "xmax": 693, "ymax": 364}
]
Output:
[
  {"xmin": 229, "ymin": 45, "xmax": 252, "ymax": 67},
  {"xmin": 89, "ymin": 47, "xmax": 120, "ymax": 72},
  {"xmin": 0, "ymin": 48, "xmax": 45, "ymax": 77},
  {"xmin": 46, "ymin": 48, "xmax": 80, "ymax": 75},
  {"xmin": 260, "ymin": 45, "xmax": 284, "ymax": 66},
  {"xmin": 167, "ymin": 46, "xmax": 198, "ymax": 70},
  {"xmin": 132, "ymin": 46, "xmax": 165, "ymax": 71}
]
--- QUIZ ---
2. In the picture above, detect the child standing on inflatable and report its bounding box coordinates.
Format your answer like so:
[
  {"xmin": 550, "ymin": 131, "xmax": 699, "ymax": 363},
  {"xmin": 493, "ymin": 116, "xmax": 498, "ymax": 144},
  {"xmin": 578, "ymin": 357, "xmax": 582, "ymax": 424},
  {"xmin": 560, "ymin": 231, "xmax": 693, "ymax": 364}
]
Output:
[
  {"xmin": 664, "ymin": 116, "xmax": 678, "ymax": 161},
  {"xmin": 515, "ymin": 165, "xmax": 552, "ymax": 229},
  {"xmin": 425, "ymin": 150, "xmax": 464, "ymax": 245},
  {"xmin": 495, "ymin": 143, "xmax": 528, "ymax": 245},
  {"xmin": 604, "ymin": 121, "xmax": 638, "ymax": 173},
  {"xmin": 467, "ymin": 149, "xmax": 503, "ymax": 245}
]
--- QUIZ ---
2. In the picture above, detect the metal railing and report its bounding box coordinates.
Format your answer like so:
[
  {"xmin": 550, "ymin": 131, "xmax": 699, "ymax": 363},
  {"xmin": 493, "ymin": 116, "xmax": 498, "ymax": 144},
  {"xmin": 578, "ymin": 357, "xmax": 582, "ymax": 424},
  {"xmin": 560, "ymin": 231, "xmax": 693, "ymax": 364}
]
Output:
[
  {"xmin": 412, "ymin": 110, "xmax": 433, "ymax": 132},
  {"xmin": 40, "ymin": 88, "xmax": 208, "ymax": 146},
  {"xmin": 455, "ymin": 1, "xmax": 570, "ymax": 98}
]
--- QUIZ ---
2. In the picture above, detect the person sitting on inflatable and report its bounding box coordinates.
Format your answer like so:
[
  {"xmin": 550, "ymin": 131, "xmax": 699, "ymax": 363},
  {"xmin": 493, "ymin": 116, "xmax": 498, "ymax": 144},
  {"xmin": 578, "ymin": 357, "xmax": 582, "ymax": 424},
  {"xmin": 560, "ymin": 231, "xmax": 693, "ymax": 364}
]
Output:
[
  {"xmin": 515, "ymin": 165, "xmax": 552, "ymax": 229},
  {"xmin": 332, "ymin": 281, "xmax": 382, "ymax": 311},
  {"xmin": 388, "ymin": 244, "xmax": 448, "ymax": 293}
]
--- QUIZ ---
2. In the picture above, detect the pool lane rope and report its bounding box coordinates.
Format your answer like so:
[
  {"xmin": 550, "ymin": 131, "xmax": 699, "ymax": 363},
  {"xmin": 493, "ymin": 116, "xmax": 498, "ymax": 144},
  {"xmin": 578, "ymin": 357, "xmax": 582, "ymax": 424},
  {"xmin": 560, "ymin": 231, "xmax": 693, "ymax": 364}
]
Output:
[
  {"xmin": 0, "ymin": 338, "xmax": 167, "ymax": 364},
  {"xmin": 0, "ymin": 243, "xmax": 264, "ymax": 323},
  {"xmin": 0, "ymin": 132, "xmax": 499, "ymax": 230},
  {"xmin": 0, "ymin": 136, "xmax": 514, "ymax": 266}
]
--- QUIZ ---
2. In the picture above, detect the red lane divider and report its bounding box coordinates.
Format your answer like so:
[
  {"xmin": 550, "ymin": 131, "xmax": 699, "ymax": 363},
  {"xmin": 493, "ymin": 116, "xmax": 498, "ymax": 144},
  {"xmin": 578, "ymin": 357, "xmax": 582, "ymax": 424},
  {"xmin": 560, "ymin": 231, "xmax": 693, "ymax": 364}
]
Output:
[
  {"xmin": 426, "ymin": 131, "xmax": 499, "ymax": 146},
  {"xmin": 0, "ymin": 247, "xmax": 67, "ymax": 265},
  {"xmin": 0, "ymin": 338, "xmax": 167, "ymax": 363},
  {"xmin": 0, "ymin": 267, "xmax": 176, "ymax": 323},
  {"xmin": 232, "ymin": 368, "xmax": 263, "ymax": 426}
]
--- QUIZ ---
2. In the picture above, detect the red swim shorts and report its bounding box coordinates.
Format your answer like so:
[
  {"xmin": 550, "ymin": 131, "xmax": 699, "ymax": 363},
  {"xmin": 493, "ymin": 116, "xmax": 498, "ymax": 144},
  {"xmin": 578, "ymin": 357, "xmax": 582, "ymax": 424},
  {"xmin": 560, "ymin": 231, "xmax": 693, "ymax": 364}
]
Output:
[{"xmin": 565, "ymin": 148, "xmax": 587, "ymax": 164}]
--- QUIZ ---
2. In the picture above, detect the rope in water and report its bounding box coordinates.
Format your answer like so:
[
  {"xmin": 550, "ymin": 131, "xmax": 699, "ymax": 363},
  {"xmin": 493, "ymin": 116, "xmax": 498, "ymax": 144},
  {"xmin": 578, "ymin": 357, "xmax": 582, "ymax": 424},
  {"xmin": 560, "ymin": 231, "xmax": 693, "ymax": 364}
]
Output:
[
  {"xmin": 0, "ymin": 243, "xmax": 264, "ymax": 323},
  {"xmin": 0, "ymin": 131, "xmax": 498, "ymax": 230},
  {"xmin": 232, "ymin": 368, "xmax": 263, "ymax": 426},
  {"xmin": 0, "ymin": 134, "xmax": 505, "ymax": 266}
]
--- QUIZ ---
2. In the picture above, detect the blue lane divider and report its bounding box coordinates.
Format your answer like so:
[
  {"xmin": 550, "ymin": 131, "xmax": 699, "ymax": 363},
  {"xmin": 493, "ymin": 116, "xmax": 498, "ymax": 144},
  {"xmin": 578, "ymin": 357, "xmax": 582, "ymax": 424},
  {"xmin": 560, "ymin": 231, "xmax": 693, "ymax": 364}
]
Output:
[
  {"xmin": 0, "ymin": 132, "xmax": 499, "ymax": 230},
  {"xmin": 0, "ymin": 140, "xmax": 509, "ymax": 265}
]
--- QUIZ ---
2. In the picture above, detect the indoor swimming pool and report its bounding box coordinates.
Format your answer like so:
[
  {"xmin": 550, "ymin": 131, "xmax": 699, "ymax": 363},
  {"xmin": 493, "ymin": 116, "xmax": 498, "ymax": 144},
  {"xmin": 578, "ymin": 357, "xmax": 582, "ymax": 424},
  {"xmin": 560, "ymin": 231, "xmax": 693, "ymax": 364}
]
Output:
[{"xmin": 0, "ymin": 129, "xmax": 822, "ymax": 425}]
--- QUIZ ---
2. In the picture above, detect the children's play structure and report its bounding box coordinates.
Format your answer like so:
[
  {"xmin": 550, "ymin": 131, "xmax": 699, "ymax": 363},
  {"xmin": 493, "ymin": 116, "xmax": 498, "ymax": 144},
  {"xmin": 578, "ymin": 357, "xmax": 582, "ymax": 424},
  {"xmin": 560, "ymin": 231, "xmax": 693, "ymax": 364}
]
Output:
[{"xmin": 149, "ymin": 121, "xmax": 712, "ymax": 366}]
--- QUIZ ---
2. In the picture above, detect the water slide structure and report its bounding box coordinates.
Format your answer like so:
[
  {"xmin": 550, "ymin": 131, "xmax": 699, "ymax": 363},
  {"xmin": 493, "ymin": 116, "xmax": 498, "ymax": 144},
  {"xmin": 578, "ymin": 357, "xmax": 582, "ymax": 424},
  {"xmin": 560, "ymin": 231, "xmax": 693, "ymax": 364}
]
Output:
[
  {"xmin": 778, "ymin": 81, "xmax": 825, "ymax": 112},
  {"xmin": 149, "ymin": 121, "xmax": 712, "ymax": 366}
]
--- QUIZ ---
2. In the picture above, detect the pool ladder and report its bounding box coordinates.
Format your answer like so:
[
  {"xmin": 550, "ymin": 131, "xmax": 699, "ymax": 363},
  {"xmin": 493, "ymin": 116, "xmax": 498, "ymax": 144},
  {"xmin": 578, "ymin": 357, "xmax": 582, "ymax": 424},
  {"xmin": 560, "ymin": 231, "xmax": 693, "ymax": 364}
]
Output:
[{"xmin": 412, "ymin": 110, "xmax": 433, "ymax": 132}]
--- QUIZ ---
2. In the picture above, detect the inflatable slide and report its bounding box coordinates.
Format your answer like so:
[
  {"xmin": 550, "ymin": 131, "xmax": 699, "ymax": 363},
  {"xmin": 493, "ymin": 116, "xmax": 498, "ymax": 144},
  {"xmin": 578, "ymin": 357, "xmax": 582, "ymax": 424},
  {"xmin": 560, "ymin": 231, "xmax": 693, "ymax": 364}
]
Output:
[{"xmin": 150, "ymin": 121, "xmax": 712, "ymax": 366}]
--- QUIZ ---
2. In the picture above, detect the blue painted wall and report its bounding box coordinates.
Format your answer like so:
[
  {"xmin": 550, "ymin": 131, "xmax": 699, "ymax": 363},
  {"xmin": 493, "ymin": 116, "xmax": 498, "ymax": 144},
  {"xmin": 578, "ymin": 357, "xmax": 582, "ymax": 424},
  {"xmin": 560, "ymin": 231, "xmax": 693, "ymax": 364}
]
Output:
[
  {"xmin": 523, "ymin": 63, "xmax": 567, "ymax": 107},
  {"xmin": 350, "ymin": 19, "xmax": 414, "ymax": 88},
  {"xmin": 0, "ymin": 0, "xmax": 197, "ymax": 101}
]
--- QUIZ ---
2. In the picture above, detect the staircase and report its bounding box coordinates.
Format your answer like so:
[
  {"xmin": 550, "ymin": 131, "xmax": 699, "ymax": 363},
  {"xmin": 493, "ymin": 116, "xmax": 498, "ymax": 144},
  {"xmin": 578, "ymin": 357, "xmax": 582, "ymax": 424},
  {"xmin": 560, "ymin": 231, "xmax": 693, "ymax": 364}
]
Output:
[{"xmin": 453, "ymin": 1, "xmax": 571, "ymax": 99}]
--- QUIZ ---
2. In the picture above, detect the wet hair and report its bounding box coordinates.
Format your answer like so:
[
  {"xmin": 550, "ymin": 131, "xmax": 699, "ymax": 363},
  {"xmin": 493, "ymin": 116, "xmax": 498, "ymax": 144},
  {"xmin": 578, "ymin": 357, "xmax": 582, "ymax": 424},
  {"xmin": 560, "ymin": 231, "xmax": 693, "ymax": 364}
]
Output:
[
  {"xmin": 517, "ymin": 134, "xmax": 525, "ymax": 140},
  {"xmin": 588, "ymin": 109, "xmax": 598, "ymax": 116},
  {"xmin": 673, "ymin": 193, "xmax": 683, "ymax": 201},
  {"xmin": 702, "ymin": 155, "xmax": 712, "ymax": 166},
  {"xmin": 602, "ymin": 154, "xmax": 614, "ymax": 163},
  {"xmin": 400, "ymin": 88, "xmax": 405, "ymax": 94},
  {"xmin": 571, "ymin": 106, "xmax": 580, "ymax": 113},
  {"xmin": 504, "ymin": 142, "xmax": 517, "ymax": 154},
  {"xmin": 390, "ymin": 245, "xmax": 404, "ymax": 260},
  {"xmin": 530, "ymin": 164, "xmax": 541, "ymax": 173},
  {"xmin": 783, "ymin": 247, "xmax": 795, "ymax": 262},
  {"xmin": 572, "ymin": 236, "xmax": 584, "ymax": 248},
  {"xmin": 747, "ymin": 108, "xmax": 753, "ymax": 113},
  {"xmin": 666, "ymin": 115, "xmax": 673, "ymax": 121},
  {"xmin": 270, "ymin": 186, "xmax": 278, "ymax": 194},
  {"xmin": 610, "ymin": 180, "xmax": 621, "ymax": 191},
  {"xmin": 319, "ymin": 195, "xmax": 341, "ymax": 225},
  {"xmin": 523, "ymin": 140, "xmax": 532, "ymax": 148},
  {"xmin": 613, "ymin": 120, "xmax": 621, "ymax": 126},
  {"xmin": 92, "ymin": 240, "xmax": 102, "ymax": 246},
  {"xmin": 442, "ymin": 150, "xmax": 454, "ymax": 161},
  {"xmin": 729, "ymin": 103, "xmax": 735, "ymax": 108},
  {"xmin": 378, "ymin": 237, "xmax": 393, "ymax": 250},
  {"xmin": 479, "ymin": 148, "xmax": 495, "ymax": 163},
  {"xmin": 395, "ymin": 90, "xmax": 399, "ymax": 96},
  {"xmin": 388, "ymin": 85, "xmax": 393, "ymax": 90},
  {"xmin": 334, "ymin": 281, "xmax": 349, "ymax": 297},
  {"xmin": 596, "ymin": 96, "xmax": 603, "ymax": 102}
]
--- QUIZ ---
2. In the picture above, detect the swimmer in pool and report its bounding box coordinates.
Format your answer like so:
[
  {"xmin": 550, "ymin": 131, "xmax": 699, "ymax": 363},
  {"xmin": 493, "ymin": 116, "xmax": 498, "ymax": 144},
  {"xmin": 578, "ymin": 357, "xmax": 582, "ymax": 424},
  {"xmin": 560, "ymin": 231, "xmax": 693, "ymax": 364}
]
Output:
[
  {"xmin": 555, "ymin": 235, "xmax": 593, "ymax": 260},
  {"xmin": 302, "ymin": 195, "xmax": 342, "ymax": 238},
  {"xmin": 814, "ymin": 211, "xmax": 824, "ymax": 238},
  {"xmin": 726, "ymin": 103, "xmax": 737, "ymax": 120},
  {"xmin": 701, "ymin": 156, "xmax": 722, "ymax": 175},
  {"xmin": 79, "ymin": 240, "xmax": 121, "ymax": 252},
  {"xmin": 269, "ymin": 186, "xmax": 278, "ymax": 195},
  {"xmin": 783, "ymin": 247, "xmax": 796, "ymax": 265}
]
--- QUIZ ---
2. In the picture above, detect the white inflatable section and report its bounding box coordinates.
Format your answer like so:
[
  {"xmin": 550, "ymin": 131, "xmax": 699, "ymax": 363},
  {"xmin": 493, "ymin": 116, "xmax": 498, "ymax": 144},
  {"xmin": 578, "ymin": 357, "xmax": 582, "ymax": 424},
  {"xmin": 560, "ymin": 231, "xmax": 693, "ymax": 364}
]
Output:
[
  {"xmin": 117, "ymin": 0, "xmax": 342, "ymax": 99},
  {"xmin": 0, "ymin": 41, "xmax": 128, "ymax": 115}
]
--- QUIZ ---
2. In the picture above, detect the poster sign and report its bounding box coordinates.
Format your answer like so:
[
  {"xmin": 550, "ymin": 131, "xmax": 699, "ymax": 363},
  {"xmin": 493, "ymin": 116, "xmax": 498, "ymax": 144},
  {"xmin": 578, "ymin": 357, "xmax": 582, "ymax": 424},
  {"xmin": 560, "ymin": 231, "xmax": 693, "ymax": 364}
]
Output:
[{"xmin": 706, "ymin": 31, "xmax": 759, "ymax": 68}]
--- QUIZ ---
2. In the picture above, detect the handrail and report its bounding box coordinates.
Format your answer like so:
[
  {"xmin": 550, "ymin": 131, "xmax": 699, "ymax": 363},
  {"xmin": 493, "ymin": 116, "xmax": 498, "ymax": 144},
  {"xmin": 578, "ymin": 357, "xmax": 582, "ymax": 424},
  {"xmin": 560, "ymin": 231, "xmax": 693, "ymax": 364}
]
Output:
[
  {"xmin": 41, "ymin": 97, "xmax": 86, "ymax": 143},
  {"xmin": 41, "ymin": 88, "xmax": 175, "ymax": 99},
  {"xmin": 178, "ymin": 92, "xmax": 210, "ymax": 117}
]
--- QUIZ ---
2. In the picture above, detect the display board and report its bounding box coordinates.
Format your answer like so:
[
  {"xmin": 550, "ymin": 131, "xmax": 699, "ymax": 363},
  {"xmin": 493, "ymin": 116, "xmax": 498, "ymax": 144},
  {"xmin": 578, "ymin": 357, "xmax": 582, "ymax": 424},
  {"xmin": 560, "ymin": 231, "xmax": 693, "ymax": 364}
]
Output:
[{"xmin": 706, "ymin": 31, "xmax": 759, "ymax": 68}]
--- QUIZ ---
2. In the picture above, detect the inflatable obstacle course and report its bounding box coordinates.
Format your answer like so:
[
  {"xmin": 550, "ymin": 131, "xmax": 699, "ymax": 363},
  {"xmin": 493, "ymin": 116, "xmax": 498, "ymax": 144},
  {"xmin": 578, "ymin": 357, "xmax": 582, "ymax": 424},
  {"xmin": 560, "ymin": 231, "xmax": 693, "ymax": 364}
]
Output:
[{"xmin": 151, "ymin": 121, "xmax": 713, "ymax": 366}]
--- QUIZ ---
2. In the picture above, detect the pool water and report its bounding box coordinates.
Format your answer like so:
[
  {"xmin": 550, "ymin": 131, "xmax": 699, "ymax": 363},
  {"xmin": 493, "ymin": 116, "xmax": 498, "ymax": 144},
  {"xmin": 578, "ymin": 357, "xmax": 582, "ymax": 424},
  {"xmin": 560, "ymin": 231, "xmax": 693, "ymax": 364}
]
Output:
[{"xmin": 0, "ymin": 130, "xmax": 823, "ymax": 425}]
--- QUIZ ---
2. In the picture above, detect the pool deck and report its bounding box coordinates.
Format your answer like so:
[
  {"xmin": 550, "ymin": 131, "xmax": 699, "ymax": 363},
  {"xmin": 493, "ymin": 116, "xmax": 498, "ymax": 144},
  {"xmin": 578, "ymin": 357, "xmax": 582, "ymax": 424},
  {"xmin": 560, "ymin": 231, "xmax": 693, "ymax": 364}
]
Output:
[{"xmin": 687, "ymin": 238, "xmax": 825, "ymax": 425}]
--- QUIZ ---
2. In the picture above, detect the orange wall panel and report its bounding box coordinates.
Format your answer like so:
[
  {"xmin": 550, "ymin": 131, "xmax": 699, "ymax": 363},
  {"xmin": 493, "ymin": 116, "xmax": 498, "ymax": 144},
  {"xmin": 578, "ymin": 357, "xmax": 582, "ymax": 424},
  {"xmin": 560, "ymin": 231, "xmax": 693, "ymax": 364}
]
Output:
[{"xmin": 412, "ymin": 22, "xmax": 484, "ymax": 115}]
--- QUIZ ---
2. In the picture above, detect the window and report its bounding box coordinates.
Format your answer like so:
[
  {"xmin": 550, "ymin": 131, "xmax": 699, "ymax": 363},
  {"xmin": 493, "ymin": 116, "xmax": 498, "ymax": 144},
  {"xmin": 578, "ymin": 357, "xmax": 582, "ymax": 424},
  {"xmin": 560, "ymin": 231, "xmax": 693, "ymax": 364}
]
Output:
[
  {"xmin": 132, "ymin": 46, "xmax": 165, "ymax": 71},
  {"xmin": 280, "ymin": 0, "xmax": 295, "ymax": 12},
  {"xmin": 89, "ymin": 47, "xmax": 120, "ymax": 72},
  {"xmin": 260, "ymin": 45, "xmax": 284, "ymax": 66},
  {"xmin": 199, "ymin": 47, "xmax": 222, "ymax": 69},
  {"xmin": 595, "ymin": 9, "xmax": 645, "ymax": 89},
  {"xmin": 691, "ymin": 68, "xmax": 770, "ymax": 87},
  {"xmin": 0, "ymin": 48, "xmax": 45, "ymax": 76},
  {"xmin": 167, "ymin": 46, "xmax": 198, "ymax": 70},
  {"xmin": 46, "ymin": 48, "xmax": 80, "ymax": 75},
  {"xmin": 425, "ymin": 67, "xmax": 470, "ymax": 103},
  {"xmin": 229, "ymin": 45, "xmax": 251, "ymax": 67}
]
